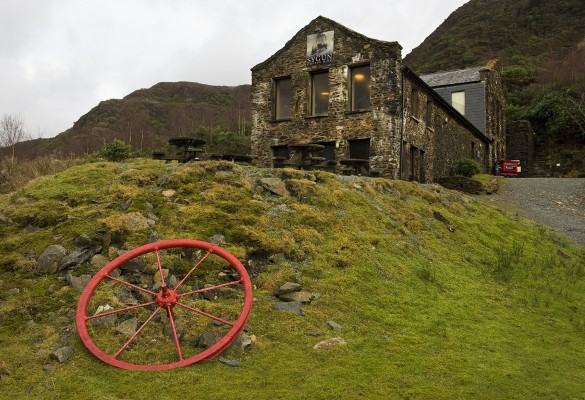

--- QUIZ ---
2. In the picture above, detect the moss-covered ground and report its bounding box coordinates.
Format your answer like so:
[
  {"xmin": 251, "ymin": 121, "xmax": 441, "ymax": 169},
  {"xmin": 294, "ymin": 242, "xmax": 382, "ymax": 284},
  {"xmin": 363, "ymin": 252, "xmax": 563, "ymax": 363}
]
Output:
[{"xmin": 0, "ymin": 159, "xmax": 583, "ymax": 399}]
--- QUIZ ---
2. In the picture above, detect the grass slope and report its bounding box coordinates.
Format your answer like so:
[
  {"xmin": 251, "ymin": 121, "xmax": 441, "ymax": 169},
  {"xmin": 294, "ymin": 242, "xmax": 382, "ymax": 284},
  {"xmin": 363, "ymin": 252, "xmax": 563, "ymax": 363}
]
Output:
[{"xmin": 0, "ymin": 159, "xmax": 584, "ymax": 399}]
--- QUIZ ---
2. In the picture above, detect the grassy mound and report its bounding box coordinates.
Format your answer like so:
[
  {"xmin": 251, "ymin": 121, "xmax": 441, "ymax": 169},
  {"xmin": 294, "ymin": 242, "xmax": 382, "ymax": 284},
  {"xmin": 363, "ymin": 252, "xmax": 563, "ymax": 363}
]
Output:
[{"xmin": 0, "ymin": 159, "xmax": 583, "ymax": 399}]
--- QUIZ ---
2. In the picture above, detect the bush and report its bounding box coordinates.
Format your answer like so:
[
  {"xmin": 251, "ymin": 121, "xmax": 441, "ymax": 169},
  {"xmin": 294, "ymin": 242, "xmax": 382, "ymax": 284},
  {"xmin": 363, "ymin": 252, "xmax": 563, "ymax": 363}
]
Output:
[
  {"xmin": 457, "ymin": 158, "xmax": 480, "ymax": 177},
  {"xmin": 98, "ymin": 139, "xmax": 133, "ymax": 162}
]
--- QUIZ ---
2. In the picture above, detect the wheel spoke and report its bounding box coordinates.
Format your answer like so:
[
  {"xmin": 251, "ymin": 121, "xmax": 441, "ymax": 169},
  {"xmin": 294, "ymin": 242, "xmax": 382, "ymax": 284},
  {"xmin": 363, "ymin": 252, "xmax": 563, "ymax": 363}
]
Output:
[
  {"xmin": 173, "ymin": 247, "xmax": 215, "ymax": 291},
  {"xmin": 176, "ymin": 302, "xmax": 235, "ymax": 326},
  {"xmin": 106, "ymin": 274, "xmax": 158, "ymax": 297},
  {"xmin": 177, "ymin": 279, "xmax": 242, "ymax": 298},
  {"xmin": 166, "ymin": 306, "xmax": 183, "ymax": 361},
  {"xmin": 84, "ymin": 300, "xmax": 158, "ymax": 320},
  {"xmin": 154, "ymin": 248, "xmax": 167, "ymax": 288},
  {"xmin": 113, "ymin": 306, "xmax": 162, "ymax": 359}
]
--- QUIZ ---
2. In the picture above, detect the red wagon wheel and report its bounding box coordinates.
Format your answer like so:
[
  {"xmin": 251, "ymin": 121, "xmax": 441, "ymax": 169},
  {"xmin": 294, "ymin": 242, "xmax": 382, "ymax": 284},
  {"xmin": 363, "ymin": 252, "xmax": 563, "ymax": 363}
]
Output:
[{"xmin": 76, "ymin": 239, "xmax": 252, "ymax": 371}]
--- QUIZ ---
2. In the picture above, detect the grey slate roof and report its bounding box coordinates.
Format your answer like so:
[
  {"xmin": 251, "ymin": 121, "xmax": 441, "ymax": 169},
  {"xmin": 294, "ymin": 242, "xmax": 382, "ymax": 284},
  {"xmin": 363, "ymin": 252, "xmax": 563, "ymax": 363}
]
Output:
[{"xmin": 420, "ymin": 66, "xmax": 484, "ymax": 87}]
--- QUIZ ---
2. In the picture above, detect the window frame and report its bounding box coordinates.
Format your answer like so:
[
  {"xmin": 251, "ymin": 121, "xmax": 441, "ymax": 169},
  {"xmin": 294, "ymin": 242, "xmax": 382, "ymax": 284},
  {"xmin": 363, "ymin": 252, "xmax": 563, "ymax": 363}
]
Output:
[
  {"xmin": 310, "ymin": 70, "xmax": 329, "ymax": 116},
  {"xmin": 350, "ymin": 64, "xmax": 371, "ymax": 111},
  {"xmin": 410, "ymin": 87, "xmax": 420, "ymax": 119},
  {"xmin": 274, "ymin": 76, "xmax": 292, "ymax": 121},
  {"xmin": 451, "ymin": 91, "xmax": 465, "ymax": 115}
]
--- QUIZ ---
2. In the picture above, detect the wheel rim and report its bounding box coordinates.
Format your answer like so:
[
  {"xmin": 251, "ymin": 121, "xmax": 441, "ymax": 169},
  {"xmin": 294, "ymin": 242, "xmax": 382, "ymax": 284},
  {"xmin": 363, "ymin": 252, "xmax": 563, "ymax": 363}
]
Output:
[{"xmin": 76, "ymin": 239, "xmax": 252, "ymax": 370}]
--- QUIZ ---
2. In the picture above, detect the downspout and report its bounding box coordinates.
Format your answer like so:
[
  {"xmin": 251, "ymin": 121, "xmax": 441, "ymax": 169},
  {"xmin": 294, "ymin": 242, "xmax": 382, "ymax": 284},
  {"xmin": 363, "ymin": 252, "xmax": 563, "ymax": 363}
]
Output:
[{"xmin": 399, "ymin": 65, "xmax": 406, "ymax": 180}]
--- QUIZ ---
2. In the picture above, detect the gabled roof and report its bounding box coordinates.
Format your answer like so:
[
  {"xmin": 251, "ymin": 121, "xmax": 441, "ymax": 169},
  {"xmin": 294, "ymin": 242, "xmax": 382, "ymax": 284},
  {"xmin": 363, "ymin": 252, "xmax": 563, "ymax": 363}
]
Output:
[
  {"xmin": 251, "ymin": 15, "xmax": 400, "ymax": 72},
  {"xmin": 419, "ymin": 66, "xmax": 484, "ymax": 88}
]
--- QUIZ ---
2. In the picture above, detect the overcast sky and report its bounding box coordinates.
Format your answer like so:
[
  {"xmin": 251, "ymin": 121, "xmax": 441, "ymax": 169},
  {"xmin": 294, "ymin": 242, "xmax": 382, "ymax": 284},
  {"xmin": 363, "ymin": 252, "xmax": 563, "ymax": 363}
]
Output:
[{"xmin": 0, "ymin": 0, "xmax": 469, "ymax": 138}]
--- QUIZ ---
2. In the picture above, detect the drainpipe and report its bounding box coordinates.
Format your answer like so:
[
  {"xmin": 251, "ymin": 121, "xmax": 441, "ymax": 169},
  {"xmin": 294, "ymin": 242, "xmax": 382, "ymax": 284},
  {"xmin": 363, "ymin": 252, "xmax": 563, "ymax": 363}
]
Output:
[{"xmin": 399, "ymin": 65, "xmax": 406, "ymax": 180}]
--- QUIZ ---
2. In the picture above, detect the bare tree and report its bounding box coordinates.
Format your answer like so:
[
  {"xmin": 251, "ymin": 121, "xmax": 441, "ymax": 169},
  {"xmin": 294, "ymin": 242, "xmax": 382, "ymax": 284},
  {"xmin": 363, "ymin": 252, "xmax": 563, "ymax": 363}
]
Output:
[{"xmin": 0, "ymin": 113, "xmax": 28, "ymax": 162}]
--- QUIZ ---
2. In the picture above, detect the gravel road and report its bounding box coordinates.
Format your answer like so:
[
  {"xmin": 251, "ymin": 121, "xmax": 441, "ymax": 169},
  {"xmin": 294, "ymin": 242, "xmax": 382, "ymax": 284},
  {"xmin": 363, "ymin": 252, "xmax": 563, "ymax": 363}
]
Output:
[{"xmin": 478, "ymin": 178, "xmax": 585, "ymax": 245}]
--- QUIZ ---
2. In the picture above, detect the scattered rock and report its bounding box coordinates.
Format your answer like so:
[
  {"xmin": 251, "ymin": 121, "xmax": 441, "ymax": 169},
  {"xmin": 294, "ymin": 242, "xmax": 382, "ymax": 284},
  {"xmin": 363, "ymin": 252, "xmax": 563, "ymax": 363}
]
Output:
[
  {"xmin": 278, "ymin": 291, "xmax": 315, "ymax": 304},
  {"xmin": 118, "ymin": 259, "xmax": 146, "ymax": 273},
  {"xmin": 59, "ymin": 248, "xmax": 96, "ymax": 271},
  {"xmin": 116, "ymin": 318, "xmax": 138, "ymax": 336},
  {"xmin": 89, "ymin": 304, "xmax": 117, "ymax": 327},
  {"xmin": 260, "ymin": 177, "xmax": 289, "ymax": 197},
  {"xmin": 163, "ymin": 324, "xmax": 184, "ymax": 341},
  {"xmin": 195, "ymin": 331, "xmax": 223, "ymax": 348},
  {"xmin": 126, "ymin": 212, "xmax": 152, "ymax": 230},
  {"xmin": 50, "ymin": 346, "xmax": 73, "ymax": 363},
  {"xmin": 273, "ymin": 301, "xmax": 304, "ymax": 316},
  {"xmin": 7, "ymin": 288, "xmax": 20, "ymax": 296},
  {"xmin": 66, "ymin": 273, "xmax": 92, "ymax": 292},
  {"xmin": 327, "ymin": 320, "xmax": 343, "ymax": 331},
  {"xmin": 208, "ymin": 233, "xmax": 226, "ymax": 245},
  {"xmin": 219, "ymin": 358, "xmax": 241, "ymax": 367},
  {"xmin": 38, "ymin": 245, "xmax": 68, "ymax": 273},
  {"xmin": 148, "ymin": 231, "xmax": 160, "ymax": 242},
  {"xmin": 90, "ymin": 254, "xmax": 109, "ymax": 270},
  {"xmin": 275, "ymin": 282, "xmax": 302, "ymax": 296},
  {"xmin": 233, "ymin": 332, "xmax": 254, "ymax": 351},
  {"xmin": 313, "ymin": 337, "xmax": 347, "ymax": 350},
  {"xmin": 162, "ymin": 189, "xmax": 176, "ymax": 198},
  {"xmin": 72, "ymin": 234, "xmax": 96, "ymax": 248}
]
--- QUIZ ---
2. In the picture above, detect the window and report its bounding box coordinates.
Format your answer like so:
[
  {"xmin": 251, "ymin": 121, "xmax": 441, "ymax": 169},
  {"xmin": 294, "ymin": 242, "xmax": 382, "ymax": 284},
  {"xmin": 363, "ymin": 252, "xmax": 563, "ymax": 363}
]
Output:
[
  {"xmin": 274, "ymin": 77, "xmax": 291, "ymax": 120},
  {"xmin": 311, "ymin": 71, "xmax": 329, "ymax": 116},
  {"xmin": 351, "ymin": 65, "xmax": 371, "ymax": 110},
  {"xmin": 426, "ymin": 100, "xmax": 433, "ymax": 127},
  {"xmin": 411, "ymin": 88, "xmax": 419, "ymax": 118},
  {"xmin": 452, "ymin": 91, "xmax": 465, "ymax": 115}
]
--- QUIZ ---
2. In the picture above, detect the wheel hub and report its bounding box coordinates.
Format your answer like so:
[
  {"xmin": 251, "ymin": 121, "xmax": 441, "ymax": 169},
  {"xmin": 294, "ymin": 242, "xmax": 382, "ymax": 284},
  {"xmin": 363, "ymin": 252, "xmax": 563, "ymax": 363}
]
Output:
[{"xmin": 156, "ymin": 286, "xmax": 178, "ymax": 308}]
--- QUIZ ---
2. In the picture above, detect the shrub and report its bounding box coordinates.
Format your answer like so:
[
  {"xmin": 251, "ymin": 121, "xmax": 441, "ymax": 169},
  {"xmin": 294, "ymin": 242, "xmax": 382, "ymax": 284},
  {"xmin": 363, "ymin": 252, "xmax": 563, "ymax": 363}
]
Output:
[
  {"xmin": 98, "ymin": 139, "xmax": 133, "ymax": 162},
  {"xmin": 457, "ymin": 158, "xmax": 480, "ymax": 177}
]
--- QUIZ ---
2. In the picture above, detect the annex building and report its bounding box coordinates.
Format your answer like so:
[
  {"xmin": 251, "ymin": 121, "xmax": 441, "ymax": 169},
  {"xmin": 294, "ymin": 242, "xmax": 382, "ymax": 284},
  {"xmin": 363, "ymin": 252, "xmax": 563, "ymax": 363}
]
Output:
[{"xmin": 250, "ymin": 16, "xmax": 505, "ymax": 182}]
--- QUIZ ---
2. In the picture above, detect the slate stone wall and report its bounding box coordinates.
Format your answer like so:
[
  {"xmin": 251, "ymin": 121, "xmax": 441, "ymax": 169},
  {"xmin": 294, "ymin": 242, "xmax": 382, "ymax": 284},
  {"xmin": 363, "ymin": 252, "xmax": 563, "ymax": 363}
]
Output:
[
  {"xmin": 251, "ymin": 17, "xmax": 403, "ymax": 178},
  {"xmin": 482, "ymin": 60, "xmax": 507, "ymax": 167}
]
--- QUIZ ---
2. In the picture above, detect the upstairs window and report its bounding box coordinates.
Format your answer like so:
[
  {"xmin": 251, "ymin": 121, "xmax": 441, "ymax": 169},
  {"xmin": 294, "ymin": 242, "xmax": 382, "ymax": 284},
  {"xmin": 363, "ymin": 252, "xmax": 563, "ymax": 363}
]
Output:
[
  {"xmin": 452, "ymin": 91, "xmax": 465, "ymax": 115},
  {"xmin": 426, "ymin": 100, "xmax": 433, "ymax": 127},
  {"xmin": 311, "ymin": 71, "xmax": 329, "ymax": 116},
  {"xmin": 411, "ymin": 88, "xmax": 420, "ymax": 118},
  {"xmin": 351, "ymin": 65, "xmax": 371, "ymax": 111},
  {"xmin": 274, "ymin": 77, "xmax": 291, "ymax": 120}
]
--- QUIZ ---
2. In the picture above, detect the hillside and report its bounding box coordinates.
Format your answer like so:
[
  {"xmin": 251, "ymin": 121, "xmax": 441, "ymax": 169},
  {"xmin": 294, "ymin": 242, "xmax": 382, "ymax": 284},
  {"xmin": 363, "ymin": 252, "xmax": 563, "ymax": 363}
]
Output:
[
  {"xmin": 403, "ymin": 0, "xmax": 585, "ymax": 78},
  {"xmin": 7, "ymin": 82, "xmax": 252, "ymax": 161},
  {"xmin": 0, "ymin": 159, "xmax": 584, "ymax": 398}
]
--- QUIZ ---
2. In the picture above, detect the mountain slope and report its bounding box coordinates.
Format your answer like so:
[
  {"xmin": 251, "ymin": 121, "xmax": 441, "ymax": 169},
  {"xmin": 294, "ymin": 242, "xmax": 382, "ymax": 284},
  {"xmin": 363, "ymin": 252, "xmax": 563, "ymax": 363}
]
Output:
[{"xmin": 403, "ymin": 0, "xmax": 585, "ymax": 77}]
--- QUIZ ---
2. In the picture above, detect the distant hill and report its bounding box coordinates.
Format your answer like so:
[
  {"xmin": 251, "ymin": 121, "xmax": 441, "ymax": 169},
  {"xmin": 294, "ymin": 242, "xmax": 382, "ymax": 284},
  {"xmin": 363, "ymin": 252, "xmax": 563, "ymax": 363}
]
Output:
[{"xmin": 9, "ymin": 82, "xmax": 251, "ymax": 160}]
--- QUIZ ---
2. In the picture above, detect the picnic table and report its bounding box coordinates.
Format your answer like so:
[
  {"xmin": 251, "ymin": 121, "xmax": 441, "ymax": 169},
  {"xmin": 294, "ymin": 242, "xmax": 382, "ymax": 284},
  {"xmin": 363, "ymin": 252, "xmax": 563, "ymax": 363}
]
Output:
[
  {"xmin": 339, "ymin": 158, "xmax": 370, "ymax": 176},
  {"xmin": 153, "ymin": 137, "xmax": 206, "ymax": 163},
  {"xmin": 284, "ymin": 143, "xmax": 326, "ymax": 170}
]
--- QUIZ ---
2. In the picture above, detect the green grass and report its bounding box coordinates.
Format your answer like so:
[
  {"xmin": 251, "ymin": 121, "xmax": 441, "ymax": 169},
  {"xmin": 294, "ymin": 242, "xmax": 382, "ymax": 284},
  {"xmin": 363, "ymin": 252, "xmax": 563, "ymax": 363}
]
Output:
[{"xmin": 0, "ymin": 159, "xmax": 584, "ymax": 399}]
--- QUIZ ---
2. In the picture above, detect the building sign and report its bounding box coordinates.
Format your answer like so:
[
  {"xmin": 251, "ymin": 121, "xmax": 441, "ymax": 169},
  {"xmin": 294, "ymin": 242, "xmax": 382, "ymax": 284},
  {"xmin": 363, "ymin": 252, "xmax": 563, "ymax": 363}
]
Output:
[{"xmin": 306, "ymin": 31, "xmax": 334, "ymax": 66}]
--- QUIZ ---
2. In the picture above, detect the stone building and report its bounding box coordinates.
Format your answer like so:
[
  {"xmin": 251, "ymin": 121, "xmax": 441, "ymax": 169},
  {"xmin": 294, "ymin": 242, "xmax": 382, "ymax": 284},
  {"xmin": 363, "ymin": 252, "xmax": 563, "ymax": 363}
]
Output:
[
  {"xmin": 250, "ymin": 16, "xmax": 503, "ymax": 182},
  {"xmin": 420, "ymin": 61, "xmax": 507, "ymax": 170}
]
